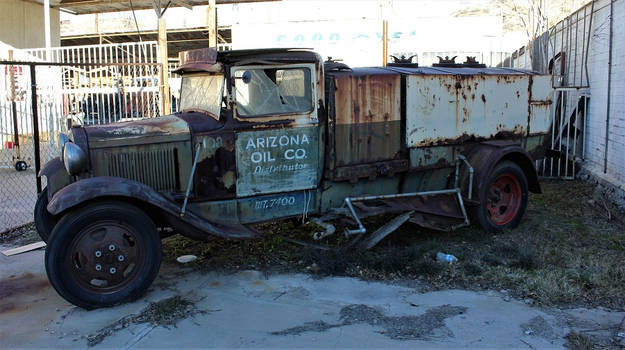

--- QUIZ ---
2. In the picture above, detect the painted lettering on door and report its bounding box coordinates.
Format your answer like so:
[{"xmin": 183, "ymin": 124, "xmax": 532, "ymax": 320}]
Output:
[{"xmin": 236, "ymin": 127, "xmax": 318, "ymax": 197}]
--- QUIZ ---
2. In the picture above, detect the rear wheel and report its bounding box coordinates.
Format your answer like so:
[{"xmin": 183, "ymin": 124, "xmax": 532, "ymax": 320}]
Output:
[
  {"xmin": 474, "ymin": 161, "xmax": 528, "ymax": 233},
  {"xmin": 45, "ymin": 201, "xmax": 161, "ymax": 309}
]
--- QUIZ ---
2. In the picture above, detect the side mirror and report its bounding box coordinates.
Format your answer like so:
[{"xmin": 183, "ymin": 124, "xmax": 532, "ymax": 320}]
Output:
[{"xmin": 234, "ymin": 71, "xmax": 252, "ymax": 84}]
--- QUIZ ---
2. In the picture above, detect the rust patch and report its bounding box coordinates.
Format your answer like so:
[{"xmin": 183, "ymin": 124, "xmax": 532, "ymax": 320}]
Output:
[
  {"xmin": 0, "ymin": 273, "xmax": 50, "ymax": 299},
  {"xmin": 87, "ymin": 115, "xmax": 189, "ymax": 141},
  {"xmin": 0, "ymin": 273, "xmax": 51, "ymax": 315},
  {"xmin": 530, "ymin": 100, "xmax": 553, "ymax": 106},
  {"xmin": 195, "ymin": 145, "xmax": 236, "ymax": 199},
  {"xmin": 418, "ymin": 130, "xmax": 525, "ymax": 147},
  {"xmin": 332, "ymin": 70, "xmax": 402, "ymax": 167},
  {"xmin": 0, "ymin": 302, "xmax": 23, "ymax": 314}
]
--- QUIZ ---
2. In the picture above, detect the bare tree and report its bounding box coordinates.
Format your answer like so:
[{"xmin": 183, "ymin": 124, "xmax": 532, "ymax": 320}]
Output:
[{"xmin": 454, "ymin": 0, "xmax": 584, "ymax": 41}]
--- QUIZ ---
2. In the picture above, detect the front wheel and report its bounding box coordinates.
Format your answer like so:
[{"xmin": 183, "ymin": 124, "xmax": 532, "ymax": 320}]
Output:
[
  {"xmin": 473, "ymin": 161, "xmax": 528, "ymax": 233},
  {"xmin": 45, "ymin": 201, "xmax": 161, "ymax": 309}
]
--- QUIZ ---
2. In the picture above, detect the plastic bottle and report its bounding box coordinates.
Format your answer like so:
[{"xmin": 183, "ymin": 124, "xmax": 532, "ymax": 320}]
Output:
[{"xmin": 436, "ymin": 252, "xmax": 458, "ymax": 263}]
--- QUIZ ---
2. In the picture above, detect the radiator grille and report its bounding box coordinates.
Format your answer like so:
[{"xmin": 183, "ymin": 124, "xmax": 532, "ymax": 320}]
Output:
[{"xmin": 106, "ymin": 148, "xmax": 178, "ymax": 191}]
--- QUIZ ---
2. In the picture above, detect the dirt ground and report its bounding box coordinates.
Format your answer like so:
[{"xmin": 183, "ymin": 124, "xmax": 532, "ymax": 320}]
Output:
[
  {"xmin": 161, "ymin": 180, "xmax": 625, "ymax": 311},
  {"xmin": 1, "ymin": 179, "xmax": 625, "ymax": 349}
]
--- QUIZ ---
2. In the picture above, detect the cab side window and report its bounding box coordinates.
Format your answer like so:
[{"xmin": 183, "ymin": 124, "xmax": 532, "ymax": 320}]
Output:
[{"xmin": 234, "ymin": 67, "xmax": 312, "ymax": 117}]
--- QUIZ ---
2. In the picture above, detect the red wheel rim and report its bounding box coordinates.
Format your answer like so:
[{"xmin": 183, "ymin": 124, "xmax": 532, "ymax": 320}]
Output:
[{"xmin": 486, "ymin": 173, "xmax": 522, "ymax": 226}]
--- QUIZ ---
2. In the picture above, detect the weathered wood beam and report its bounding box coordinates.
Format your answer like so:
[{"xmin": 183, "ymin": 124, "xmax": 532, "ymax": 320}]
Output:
[
  {"xmin": 158, "ymin": 16, "xmax": 171, "ymax": 115},
  {"xmin": 170, "ymin": 0, "xmax": 193, "ymax": 10},
  {"xmin": 208, "ymin": 0, "xmax": 217, "ymax": 47}
]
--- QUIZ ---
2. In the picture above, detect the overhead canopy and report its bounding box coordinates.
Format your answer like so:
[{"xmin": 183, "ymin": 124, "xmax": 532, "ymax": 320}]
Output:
[
  {"xmin": 62, "ymin": 27, "xmax": 232, "ymax": 57},
  {"xmin": 43, "ymin": 0, "xmax": 279, "ymax": 15}
]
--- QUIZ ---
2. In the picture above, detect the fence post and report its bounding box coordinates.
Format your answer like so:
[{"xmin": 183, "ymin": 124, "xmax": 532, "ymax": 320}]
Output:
[{"xmin": 29, "ymin": 64, "xmax": 42, "ymax": 194}]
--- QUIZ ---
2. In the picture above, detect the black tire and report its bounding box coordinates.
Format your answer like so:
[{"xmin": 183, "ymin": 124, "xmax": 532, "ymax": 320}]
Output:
[
  {"xmin": 34, "ymin": 187, "xmax": 56, "ymax": 242},
  {"xmin": 45, "ymin": 200, "xmax": 161, "ymax": 309},
  {"xmin": 473, "ymin": 161, "xmax": 528, "ymax": 233}
]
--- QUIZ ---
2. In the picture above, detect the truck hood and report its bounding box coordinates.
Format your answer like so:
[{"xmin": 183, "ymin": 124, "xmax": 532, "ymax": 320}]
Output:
[{"xmin": 84, "ymin": 115, "xmax": 191, "ymax": 148}]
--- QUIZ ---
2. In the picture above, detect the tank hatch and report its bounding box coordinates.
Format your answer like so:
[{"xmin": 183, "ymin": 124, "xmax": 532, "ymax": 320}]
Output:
[
  {"xmin": 387, "ymin": 54, "xmax": 419, "ymax": 68},
  {"xmin": 433, "ymin": 56, "xmax": 486, "ymax": 68}
]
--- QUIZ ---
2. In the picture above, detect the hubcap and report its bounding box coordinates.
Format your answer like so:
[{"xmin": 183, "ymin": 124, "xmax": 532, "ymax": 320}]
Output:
[
  {"xmin": 66, "ymin": 221, "xmax": 143, "ymax": 292},
  {"xmin": 486, "ymin": 173, "xmax": 522, "ymax": 226}
]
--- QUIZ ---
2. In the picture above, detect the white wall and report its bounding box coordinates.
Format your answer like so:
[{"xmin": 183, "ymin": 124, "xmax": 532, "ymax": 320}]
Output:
[
  {"xmin": 583, "ymin": 0, "xmax": 624, "ymax": 188},
  {"xmin": 511, "ymin": 0, "xmax": 625, "ymax": 198},
  {"xmin": 0, "ymin": 0, "xmax": 60, "ymax": 50}
]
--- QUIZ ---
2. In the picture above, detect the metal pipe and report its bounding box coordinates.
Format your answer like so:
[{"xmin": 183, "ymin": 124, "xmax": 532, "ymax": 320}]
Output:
[
  {"xmin": 603, "ymin": 0, "xmax": 613, "ymax": 174},
  {"xmin": 584, "ymin": 1, "xmax": 595, "ymax": 88},
  {"xmin": 557, "ymin": 90, "xmax": 565, "ymax": 176},
  {"xmin": 0, "ymin": 60, "xmax": 160, "ymax": 67},
  {"xmin": 582, "ymin": 96, "xmax": 588, "ymax": 159},
  {"xmin": 573, "ymin": 10, "xmax": 579, "ymax": 85},
  {"xmin": 566, "ymin": 16, "xmax": 572, "ymax": 86},
  {"xmin": 180, "ymin": 143, "xmax": 202, "ymax": 216},
  {"xmin": 344, "ymin": 197, "xmax": 366, "ymax": 236},
  {"xmin": 455, "ymin": 155, "xmax": 474, "ymax": 199},
  {"xmin": 452, "ymin": 189, "xmax": 471, "ymax": 229},
  {"xmin": 565, "ymin": 94, "xmax": 572, "ymax": 178},
  {"xmin": 347, "ymin": 188, "xmax": 460, "ymax": 203},
  {"xmin": 343, "ymin": 187, "xmax": 466, "ymax": 237},
  {"xmin": 11, "ymin": 100, "xmax": 20, "ymax": 159}
]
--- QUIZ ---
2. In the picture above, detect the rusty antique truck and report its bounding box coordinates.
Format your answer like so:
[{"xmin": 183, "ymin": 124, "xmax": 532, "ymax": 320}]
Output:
[{"xmin": 35, "ymin": 48, "xmax": 552, "ymax": 308}]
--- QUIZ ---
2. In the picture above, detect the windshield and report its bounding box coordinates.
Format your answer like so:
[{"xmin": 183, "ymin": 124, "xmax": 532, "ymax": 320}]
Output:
[
  {"xmin": 234, "ymin": 67, "xmax": 313, "ymax": 117},
  {"xmin": 179, "ymin": 74, "xmax": 224, "ymax": 117}
]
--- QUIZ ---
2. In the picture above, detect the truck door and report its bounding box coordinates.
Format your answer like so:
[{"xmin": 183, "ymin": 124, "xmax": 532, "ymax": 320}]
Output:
[{"xmin": 231, "ymin": 64, "xmax": 319, "ymax": 199}]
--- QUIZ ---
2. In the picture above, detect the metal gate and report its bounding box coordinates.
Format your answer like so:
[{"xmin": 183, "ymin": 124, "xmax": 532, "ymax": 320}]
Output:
[
  {"xmin": 536, "ymin": 88, "xmax": 589, "ymax": 179},
  {"xmin": 0, "ymin": 42, "xmax": 163, "ymax": 233}
]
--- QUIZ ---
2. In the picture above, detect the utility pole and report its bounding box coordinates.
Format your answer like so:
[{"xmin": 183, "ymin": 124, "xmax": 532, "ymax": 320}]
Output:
[
  {"xmin": 153, "ymin": 1, "xmax": 171, "ymax": 116},
  {"xmin": 158, "ymin": 15, "xmax": 171, "ymax": 115},
  {"xmin": 208, "ymin": 0, "xmax": 217, "ymax": 48},
  {"xmin": 382, "ymin": 20, "xmax": 388, "ymax": 67}
]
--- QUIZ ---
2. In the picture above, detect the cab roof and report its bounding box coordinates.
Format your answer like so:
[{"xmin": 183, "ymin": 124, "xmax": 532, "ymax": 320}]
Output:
[{"xmin": 175, "ymin": 48, "xmax": 321, "ymax": 74}]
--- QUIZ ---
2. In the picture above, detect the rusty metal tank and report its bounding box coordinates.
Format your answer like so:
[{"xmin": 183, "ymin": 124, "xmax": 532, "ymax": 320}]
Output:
[{"xmin": 325, "ymin": 60, "xmax": 552, "ymax": 177}]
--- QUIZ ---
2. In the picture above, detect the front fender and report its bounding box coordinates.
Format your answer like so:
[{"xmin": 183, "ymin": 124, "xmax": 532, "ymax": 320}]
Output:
[
  {"xmin": 47, "ymin": 176, "xmax": 257, "ymax": 239},
  {"xmin": 47, "ymin": 176, "xmax": 173, "ymax": 215},
  {"xmin": 39, "ymin": 157, "xmax": 70, "ymax": 200}
]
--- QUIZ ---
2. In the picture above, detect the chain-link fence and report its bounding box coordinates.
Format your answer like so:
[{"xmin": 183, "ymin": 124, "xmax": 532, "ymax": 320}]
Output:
[{"xmin": 0, "ymin": 42, "xmax": 162, "ymax": 234}]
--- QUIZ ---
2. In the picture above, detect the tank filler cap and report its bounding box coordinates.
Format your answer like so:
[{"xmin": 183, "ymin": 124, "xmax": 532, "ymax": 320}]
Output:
[
  {"xmin": 387, "ymin": 54, "xmax": 419, "ymax": 68},
  {"xmin": 462, "ymin": 56, "xmax": 487, "ymax": 68},
  {"xmin": 433, "ymin": 55, "xmax": 486, "ymax": 68},
  {"xmin": 324, "ymin": 57, "xmax": 351, "ymax": 72}
]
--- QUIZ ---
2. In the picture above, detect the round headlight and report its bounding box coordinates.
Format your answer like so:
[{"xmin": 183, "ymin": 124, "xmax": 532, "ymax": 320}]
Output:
[
  {"xmin": 63, "ymin": 142, "xmax": 87, "ymax": 175},
  {"xmin": 58, "ymin": 133, "xmax": 69, "ymax": 160}
]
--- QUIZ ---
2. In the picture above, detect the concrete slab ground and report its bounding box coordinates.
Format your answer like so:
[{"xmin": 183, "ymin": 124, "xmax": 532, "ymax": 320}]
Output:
[
  {"xmin": 1, "ymin": 245, "xmax": 624, "ymax": 349},
  {"xmin": 0, "ymin": 168, "xmax": 38, "ymax": 233}
]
